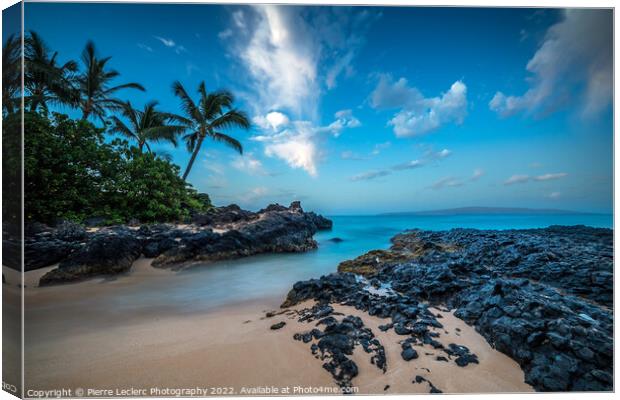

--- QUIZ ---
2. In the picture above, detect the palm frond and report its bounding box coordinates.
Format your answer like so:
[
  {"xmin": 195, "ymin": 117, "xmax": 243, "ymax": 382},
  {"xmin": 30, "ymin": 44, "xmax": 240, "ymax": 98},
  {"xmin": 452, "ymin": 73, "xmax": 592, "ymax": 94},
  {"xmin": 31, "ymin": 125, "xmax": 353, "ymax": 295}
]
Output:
[
  {"xmin": 210, "ymin": 109, "xmax": 251, "ymax": 131},
  {"xmin": 210, "ymin": 131, "xmax": 243, "ymax": 154},
  {"xmin": 172, "ymin": 80, "xmax": 202, "ymax": 123}
]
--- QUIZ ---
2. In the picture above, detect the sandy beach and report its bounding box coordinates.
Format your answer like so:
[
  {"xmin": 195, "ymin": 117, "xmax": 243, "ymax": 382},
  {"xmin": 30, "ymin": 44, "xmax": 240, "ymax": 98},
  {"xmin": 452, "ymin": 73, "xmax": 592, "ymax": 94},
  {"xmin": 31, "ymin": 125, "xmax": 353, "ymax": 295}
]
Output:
[{"xmin": 4, "ymin": 259, "xmax": 533, "ymax": 395}]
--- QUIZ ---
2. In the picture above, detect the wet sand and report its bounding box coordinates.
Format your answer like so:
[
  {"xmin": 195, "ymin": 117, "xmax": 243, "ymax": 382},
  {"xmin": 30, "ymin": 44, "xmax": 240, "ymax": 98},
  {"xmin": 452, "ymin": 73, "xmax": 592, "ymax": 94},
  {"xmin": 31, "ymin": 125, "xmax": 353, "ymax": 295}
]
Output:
[{"xmin": 9, "ymin": 259, "xmax": 533, "ymax": 395}]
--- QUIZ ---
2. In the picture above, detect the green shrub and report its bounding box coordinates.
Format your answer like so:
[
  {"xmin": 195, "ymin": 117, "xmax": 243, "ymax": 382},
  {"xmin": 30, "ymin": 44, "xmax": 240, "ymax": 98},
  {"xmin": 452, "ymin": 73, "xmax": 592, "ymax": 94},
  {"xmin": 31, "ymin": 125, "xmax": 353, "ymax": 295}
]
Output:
[{"xmin": 23, "ymin": 111, "xmax": 206, "ymax": 224}]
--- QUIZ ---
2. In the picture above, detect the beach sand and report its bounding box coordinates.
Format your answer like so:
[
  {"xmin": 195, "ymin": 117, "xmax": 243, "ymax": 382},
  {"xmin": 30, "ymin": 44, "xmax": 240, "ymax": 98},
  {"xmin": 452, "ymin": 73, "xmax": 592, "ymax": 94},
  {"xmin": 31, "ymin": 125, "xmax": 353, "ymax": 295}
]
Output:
[{"xmin": 7, "ymin": 259, "xmax": 533, "ymax": 395}]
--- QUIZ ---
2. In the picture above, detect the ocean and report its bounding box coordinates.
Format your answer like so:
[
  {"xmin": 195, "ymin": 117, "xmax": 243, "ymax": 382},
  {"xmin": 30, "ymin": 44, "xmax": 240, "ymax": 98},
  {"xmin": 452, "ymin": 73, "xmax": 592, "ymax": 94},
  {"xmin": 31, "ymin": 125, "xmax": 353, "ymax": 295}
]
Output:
[{"xmin": 113, "ymin": 213, "xmax": 613, "ymax": 312}]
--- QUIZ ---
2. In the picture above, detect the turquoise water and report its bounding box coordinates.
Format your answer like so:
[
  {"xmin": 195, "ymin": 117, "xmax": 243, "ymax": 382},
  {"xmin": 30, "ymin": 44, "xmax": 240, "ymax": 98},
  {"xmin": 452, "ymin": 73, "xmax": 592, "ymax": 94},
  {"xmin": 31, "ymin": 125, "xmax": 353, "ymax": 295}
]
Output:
[{"xmin": 113, "ymin": 213, "xmax": 612, "ymax": 313}]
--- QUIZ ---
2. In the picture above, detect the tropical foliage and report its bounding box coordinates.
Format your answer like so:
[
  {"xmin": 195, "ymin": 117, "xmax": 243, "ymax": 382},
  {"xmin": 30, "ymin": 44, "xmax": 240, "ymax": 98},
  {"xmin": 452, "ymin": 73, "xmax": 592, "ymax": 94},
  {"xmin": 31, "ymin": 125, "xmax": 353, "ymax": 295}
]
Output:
[
  {"xmin": 24, "ymin": 31, "xmax": 79, "ymax": 112},
  {"xmin": 2, "ymin": 31, "xmax": 248, "ymax": 225},
  {"xmin": 24, "ymin": 112, "xmax": 207, "ymax": 224},
  {"xmin": 109, "ymin": 101, "xmax": 184, "ymax": 153},
  {"xmin": 172, "ymin": 81, "xmax": 250, "ymax": 180},
  {"xmin": 77, "ymin": 41, "xmax": 145, "ymax": 123}
]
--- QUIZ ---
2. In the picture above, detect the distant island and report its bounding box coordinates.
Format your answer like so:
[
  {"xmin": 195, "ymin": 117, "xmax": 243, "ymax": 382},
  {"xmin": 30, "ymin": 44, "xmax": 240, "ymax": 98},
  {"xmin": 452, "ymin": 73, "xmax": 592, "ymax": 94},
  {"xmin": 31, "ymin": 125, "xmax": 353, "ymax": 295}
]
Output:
[{"xmin": 381, "ymin": 206, "xmax": 597, "ymax": 216}]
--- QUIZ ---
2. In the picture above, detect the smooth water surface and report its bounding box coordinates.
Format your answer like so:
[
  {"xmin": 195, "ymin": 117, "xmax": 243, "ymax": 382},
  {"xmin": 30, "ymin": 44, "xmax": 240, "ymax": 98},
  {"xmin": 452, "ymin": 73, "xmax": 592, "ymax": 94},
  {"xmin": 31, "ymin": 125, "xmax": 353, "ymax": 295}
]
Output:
[{"xmin": 110, "ymin": 213, "xmax": 612, "ymax": 313}]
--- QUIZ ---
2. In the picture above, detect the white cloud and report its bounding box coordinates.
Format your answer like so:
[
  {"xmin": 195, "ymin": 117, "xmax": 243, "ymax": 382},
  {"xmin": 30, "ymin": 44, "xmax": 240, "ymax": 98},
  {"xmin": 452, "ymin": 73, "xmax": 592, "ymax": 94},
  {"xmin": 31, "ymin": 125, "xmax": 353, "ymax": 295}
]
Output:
[
  {"xmin": 350, "ymin": 170, "xmax": 391, "ymax": 182},
  {"xmin": 153, "ymin": 36, "xmax": 187, "ymax": 54},
  {"xmin": 323, "ymin": 110, "xmax": 361, "ymax": 137},
  {"xmin": 392, "ymin": 159, "xmax": 423, "ymax": 171},
  {"xmin": 490, "ymin": 10, "xmax": 612, "ymax": 118},
  {"xmin": 264, "ymin": 134, "xmax": 318, "ymax": 177},
  {"xmin": 545, "ymin": 192, "xmax": 561, "ymax": 199},
  {"xmin": 239, "ymin": 6, "xmax": 319, "ymax": 117},
  {"xmin": 371, "ymin": 141, "xmax": 391, "ymax": 155},
  {"xmin": 229, "ymin": 6, "xmax": 377, "ymax": 118},
  {"xmin": 154, "ymin": 36, "xmax": 175, "ymax": 47},
  {"xmin": 253, "ymin": 116, "xmax": 320, "ymax": 177},
  {"xmin": 230, "ymin": 153, "xmax": 266, "ymax": 176},
  {"xmin": 137, "ymin": 43, "xmax": 153, "ymax": 52},
  {"xmin": 240, "ymin": 186, "xmax": 269, "ymax": 203},
  {"xmin": 253, "ymin": 110, "xmax": 361, "ymax": 176},
  {"xmin": 435, "ymin": 149, "xmax": 451, "ymax": 159},
  {"xmin": 253, "ymin": 111, "xmax": 291, "ymax": 131},
  {"xmin": 533, "ymin": 172, "xmax": 568, "ymax": 181},
  {"xmin": 504, "ymin": 172, "xmax": 568, "ymax": 185},
  {"xmin": 471, "ymin": 168, "xmax": 485, "ymax": 181},
  {"xmin": 371, "ymin": 75, "xmax": 468, "ymax": 137},
  {"xmin": 351, "ymin": 145, "xmax": 452, "ymax": 181},
  {"xmin": 504, "ymin": 174, "xmax": 530, "ymax": 185},
  {"xmin": 341, "ymin": 151, "xmax": 357, "ymax": 160},
  {"xmin": 430, "ymin": 177, "xmax": 463, "ymax": 190},
  {"xmin": 232, "ymin": 10, "xmax": 246, "ymax": 30},
  {"xmin": 218, "ymin": 29, "xmax": 233, "ymax": 40},
  {"xmin": 326, "ymin": 51, "xmax": 354, "ymax": 89}
]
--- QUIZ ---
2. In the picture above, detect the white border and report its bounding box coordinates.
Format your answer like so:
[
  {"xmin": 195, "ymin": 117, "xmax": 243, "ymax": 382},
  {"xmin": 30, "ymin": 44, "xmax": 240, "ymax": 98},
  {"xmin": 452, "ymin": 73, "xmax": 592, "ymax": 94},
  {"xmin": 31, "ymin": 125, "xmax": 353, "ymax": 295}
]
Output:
[{"xmin": 0, "ymin": 1, "xmax": 616, "ymax": 400}]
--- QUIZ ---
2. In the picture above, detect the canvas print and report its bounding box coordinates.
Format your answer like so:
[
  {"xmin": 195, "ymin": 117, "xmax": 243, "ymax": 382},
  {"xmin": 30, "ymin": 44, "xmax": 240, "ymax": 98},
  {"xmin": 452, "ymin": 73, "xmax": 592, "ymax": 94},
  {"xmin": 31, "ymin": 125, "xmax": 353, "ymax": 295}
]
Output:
[{"xmin": 1, "ymin": 1, "xmax": 614, "ymax": 397}]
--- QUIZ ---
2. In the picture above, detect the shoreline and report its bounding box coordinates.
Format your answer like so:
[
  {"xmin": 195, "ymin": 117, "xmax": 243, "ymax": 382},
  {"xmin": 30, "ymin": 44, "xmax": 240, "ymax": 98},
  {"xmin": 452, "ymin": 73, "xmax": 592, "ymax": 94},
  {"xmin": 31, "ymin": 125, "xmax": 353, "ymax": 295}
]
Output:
[
  {"xmin": 18, "ymin": 258, "xmax": 533, "ymax": 394},
  {"xmin": 6, "ymin": 223, "xmax": 613, "ymax": 394}
]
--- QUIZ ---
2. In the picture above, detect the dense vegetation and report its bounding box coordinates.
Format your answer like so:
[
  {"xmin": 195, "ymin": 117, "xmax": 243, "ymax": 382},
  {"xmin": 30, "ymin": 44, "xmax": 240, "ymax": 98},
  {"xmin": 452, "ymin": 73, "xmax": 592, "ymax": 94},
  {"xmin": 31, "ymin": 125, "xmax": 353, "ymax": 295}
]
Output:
[{"xmin": 2, "ymin": 31, "xmax": 251, "ymax": 225}]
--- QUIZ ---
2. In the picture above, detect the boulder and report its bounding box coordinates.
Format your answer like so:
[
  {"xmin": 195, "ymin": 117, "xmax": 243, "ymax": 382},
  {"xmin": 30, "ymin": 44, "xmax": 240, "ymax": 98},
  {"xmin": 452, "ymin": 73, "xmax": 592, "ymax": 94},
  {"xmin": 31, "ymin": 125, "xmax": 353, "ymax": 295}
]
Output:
[{"xmin": 39, "ymin": 232, "xmax": 142, "ymax": 285}]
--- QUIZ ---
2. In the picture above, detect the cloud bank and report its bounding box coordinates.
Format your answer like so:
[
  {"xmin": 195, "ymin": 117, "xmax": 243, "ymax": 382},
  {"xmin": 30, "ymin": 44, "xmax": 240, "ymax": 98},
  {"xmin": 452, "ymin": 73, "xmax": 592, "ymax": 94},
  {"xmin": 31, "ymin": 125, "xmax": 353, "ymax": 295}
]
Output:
[{"xmin": 489, "ymin": 9, "xmax": 612, "ymax": 118}]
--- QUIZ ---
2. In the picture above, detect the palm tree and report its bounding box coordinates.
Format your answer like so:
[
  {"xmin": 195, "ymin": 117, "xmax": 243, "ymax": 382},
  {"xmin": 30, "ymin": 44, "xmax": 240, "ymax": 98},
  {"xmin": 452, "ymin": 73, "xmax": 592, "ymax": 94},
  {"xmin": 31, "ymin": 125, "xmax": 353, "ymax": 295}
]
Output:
[
  {"xmin": 108, "ymin": 100, "xmax": 185, "ymax": 153},
  {"xmin": 24, "ymin": 31, "xmax": 79, "ymax": 113},
  {"xmin": 77, "ymin": 41, "xmax": 144, "ymax": 123},
  {"xmin": 2, "ymin": 34, "xmax": 21, "ymax": 115},
  {"xmin": 171, "ymin": 81, "xmax": 250, "ymax": 181}
]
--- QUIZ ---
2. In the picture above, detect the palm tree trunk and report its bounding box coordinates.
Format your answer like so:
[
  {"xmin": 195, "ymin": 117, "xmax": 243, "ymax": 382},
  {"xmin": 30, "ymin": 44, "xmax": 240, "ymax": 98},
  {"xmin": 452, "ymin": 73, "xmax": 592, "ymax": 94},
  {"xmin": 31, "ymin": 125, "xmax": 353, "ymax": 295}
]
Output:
[
  {"xmin": 81, "ymin": 99, "xmax": 91, "ymax": 121},
  {"xmin": 182, "ymin": 136, "xmax": 204, "ymax": 181}
]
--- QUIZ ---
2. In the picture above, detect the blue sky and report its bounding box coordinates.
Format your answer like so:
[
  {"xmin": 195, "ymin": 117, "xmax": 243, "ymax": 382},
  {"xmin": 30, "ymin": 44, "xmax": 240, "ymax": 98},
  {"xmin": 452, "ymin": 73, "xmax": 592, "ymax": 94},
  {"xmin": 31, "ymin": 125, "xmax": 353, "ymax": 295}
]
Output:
[{"xmin": 14, "ymin": 4, "xmax": 614, "ymax": 214}]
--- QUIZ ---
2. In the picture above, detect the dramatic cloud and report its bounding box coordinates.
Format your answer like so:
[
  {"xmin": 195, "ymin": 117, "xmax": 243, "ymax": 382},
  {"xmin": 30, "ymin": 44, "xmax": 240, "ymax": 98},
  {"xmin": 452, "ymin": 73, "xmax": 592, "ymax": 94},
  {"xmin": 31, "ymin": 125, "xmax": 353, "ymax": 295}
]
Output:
[
  {"xmin": 350, "ymin": 170, "xmax": 391, "ymax": 182},
  {"xmin": 228, "ymin": 6, "xmax": 377, "ymax": 118},
  {"xmin": 225, "ymin": 6, "xmax": 375, "ymax": 176},
  {"xmin": 471, "ymin": 168, "xmax": 485, "ymax": 181},
  {"xmin": 262, "ymin": 127, "xmax": 319, "ymax": 176},
  {"xmin": 371, "ymin": 75, "xmax": 468, "ymax": 137},
  {"xmin": 504, "ymin": 174, "xmax": 531, "ymax": 185},
  {"xmin": 252, "ymin": 111, "xmax": 360, "ymax": 177},
  {"xmin": 533, "ymin": 172, "xmax": 568, "ymax": 181},
  {"xmin": 489, "ymin": 10, "xmax": 612, "ymax": 118}
]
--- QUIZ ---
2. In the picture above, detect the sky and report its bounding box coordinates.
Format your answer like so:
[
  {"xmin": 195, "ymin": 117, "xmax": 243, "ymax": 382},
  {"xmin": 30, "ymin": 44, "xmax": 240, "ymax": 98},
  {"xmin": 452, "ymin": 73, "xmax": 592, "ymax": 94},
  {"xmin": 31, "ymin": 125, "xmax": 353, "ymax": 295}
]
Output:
[{"xmin": 8, "ymin": 3, "xmax": 614, "ymax": 214}]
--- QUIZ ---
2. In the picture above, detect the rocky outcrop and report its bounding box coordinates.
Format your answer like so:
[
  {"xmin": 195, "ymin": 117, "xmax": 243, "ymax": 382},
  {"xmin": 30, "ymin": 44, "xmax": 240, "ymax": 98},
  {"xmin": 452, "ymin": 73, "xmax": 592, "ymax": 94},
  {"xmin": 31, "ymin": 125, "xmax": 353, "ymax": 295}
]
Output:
[
  {"xmin": 152, "ymin": 203, "xmax": 325, "ymax": 268},
  {"xmin": 29, "ymin": 202, "xmax": 331, "ymax": 284},
  {"xmin": 282, "ymin": 226, "xmax": 613, "ymax": 392},
  {"xmin": 39, "ymin": 229, "xmax": 142, "ymax": 285},
  {"xmin": 192, "ymin": 204, "xmax": 258, "ymax": 226},
  {"xmin": 24, "ymin": 221, "xmax": 87, "ymax": 271}
]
